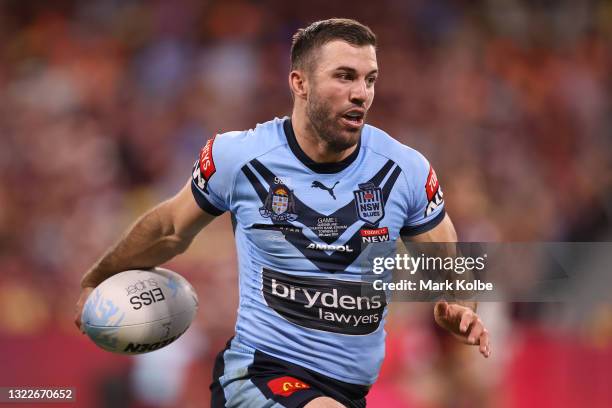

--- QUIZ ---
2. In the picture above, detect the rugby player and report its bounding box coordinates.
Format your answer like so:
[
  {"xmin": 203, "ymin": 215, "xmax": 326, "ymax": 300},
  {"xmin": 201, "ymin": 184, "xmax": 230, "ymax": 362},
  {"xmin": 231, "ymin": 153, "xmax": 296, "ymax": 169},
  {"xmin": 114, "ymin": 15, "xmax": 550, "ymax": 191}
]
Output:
[{"xmin": 75, "ymin": 18, "xmax": 490, "ymax": 408}]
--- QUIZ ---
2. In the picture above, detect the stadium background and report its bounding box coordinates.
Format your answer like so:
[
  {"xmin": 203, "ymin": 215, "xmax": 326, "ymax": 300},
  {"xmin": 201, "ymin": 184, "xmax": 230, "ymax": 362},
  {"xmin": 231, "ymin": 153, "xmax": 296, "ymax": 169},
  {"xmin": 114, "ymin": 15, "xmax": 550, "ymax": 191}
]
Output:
[{"xmin": 0, "ymin": 0, "xmax": 610, "ymax": 407}]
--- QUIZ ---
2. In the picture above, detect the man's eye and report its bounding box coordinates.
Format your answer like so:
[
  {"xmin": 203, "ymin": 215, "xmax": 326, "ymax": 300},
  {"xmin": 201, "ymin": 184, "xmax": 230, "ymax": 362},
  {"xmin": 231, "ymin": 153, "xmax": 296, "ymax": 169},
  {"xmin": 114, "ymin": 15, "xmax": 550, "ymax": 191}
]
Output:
[
  {"xmin": 367, "ymin": 77, "xmax": 377, "ymax": 85},
  {"xmin": 337, "ymin": 73, "xmax": 351, "ymax": 80}
]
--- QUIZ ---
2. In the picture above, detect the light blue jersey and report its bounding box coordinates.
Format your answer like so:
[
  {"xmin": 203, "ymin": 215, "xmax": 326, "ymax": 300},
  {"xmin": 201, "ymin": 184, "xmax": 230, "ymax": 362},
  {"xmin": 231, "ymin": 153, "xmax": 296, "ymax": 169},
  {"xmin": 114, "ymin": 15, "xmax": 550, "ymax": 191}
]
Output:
[{"xmin": 191, "ymin": 117, "xmax": 445, "ymax": 385}]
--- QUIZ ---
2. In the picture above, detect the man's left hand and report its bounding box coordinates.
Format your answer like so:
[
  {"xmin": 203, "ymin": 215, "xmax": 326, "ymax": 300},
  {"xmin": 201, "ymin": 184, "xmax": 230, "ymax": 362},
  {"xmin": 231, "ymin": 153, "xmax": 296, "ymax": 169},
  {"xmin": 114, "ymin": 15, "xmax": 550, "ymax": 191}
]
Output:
[{"xmin": 434, "ymin": 301, "xmax": 491, "ymax": 358}]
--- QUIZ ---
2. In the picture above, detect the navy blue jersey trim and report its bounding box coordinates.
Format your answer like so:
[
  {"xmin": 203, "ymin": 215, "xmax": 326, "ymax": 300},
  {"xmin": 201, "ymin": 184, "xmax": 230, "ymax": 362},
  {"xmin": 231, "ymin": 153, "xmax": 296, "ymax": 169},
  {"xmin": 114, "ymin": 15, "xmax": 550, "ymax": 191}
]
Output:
[
  {"xmin": 191, "ymin": 182, "xmax": 224, "ymax": 216},
  {"xmin": 381, "ymin": 166, "xmax": 402, "ymax": 199},
  {"xmin": 210, "ymin": 337, "xmax": 233, "ymax": 407},
  {"xmin": 400, "ymin": 208, "xmax": 446, "ymax": 237},
  {"xmin": 241, "ymin": 165, "xmax": 268, "ymax": 202},
  {"xmin": 370, "ymin": 160, "xmax": 394, "ymax": 187},
  {"xmin": 247, "ymin": 350, "xmax": 368, "ymax": 406},
  {"xmin": 252, "ymin": 223, "xmax": 303, "ymax": 234},
  {"xmin": 284, "ymin": 228, "xmax": 363, "ymax": 272},
  {"xmin": 243, "ymin": 159, "xmax": 404, "ymax": 272},
  {"xmin": 250, "ymin": 158, "xmax": 396, "ymax": 245},
  {"xmin": 283, "ymin": 118, "xmax": 361, "ymax": 174},
  {"xmin": 247, "ymin": 160, "xmax": 399, "ymax": 225}
]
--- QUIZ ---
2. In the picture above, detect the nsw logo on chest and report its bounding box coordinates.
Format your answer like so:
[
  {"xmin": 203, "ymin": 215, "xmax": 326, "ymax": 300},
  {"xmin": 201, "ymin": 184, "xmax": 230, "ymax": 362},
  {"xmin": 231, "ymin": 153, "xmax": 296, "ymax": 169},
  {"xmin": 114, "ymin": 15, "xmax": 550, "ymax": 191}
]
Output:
[{"xmin": 353, "ymin": 182, "xmax": 385, "ymax": 226}]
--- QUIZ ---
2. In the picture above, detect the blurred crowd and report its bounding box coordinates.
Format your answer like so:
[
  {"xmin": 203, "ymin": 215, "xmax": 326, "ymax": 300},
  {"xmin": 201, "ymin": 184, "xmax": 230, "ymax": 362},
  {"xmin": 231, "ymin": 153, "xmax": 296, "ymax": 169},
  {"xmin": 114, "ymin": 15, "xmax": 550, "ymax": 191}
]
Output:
[{"xmin": 0, "ymin": 0, "xmax": 611, "ymax": 407}]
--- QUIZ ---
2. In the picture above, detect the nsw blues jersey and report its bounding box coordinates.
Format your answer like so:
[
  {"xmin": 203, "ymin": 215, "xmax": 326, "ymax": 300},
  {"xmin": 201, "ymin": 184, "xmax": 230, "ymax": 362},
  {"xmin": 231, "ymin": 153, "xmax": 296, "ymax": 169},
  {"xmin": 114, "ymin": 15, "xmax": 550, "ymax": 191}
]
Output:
[{"xmin": 191, "ymin": 117, "xmax": 445, "ymax": 385}]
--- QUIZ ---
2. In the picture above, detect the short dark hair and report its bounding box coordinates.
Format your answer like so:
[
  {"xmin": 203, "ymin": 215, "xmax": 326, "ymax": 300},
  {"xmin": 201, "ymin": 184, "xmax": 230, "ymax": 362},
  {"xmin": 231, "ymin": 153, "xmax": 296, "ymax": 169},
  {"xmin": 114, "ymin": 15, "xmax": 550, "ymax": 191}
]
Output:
[{"xmin": 290, "ymin": 18, "xmax": 376, "ymax": 72}]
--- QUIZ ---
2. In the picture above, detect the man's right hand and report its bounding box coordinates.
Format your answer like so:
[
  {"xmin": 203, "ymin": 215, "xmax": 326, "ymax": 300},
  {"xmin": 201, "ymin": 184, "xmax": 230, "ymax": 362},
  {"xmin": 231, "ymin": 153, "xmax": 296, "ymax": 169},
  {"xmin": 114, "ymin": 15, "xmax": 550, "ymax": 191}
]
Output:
[
  {"xmin": 74, "ymin": 179, "xmax": 215, "ymax": 333},
  {"xmin": 74, "ymin": 287, "xmax": 94, "ymax": 333}
]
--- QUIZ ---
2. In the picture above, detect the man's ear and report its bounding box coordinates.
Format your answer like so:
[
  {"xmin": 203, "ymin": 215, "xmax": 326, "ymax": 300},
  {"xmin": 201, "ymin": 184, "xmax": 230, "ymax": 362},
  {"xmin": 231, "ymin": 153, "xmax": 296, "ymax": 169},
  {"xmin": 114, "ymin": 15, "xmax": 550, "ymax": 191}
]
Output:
[{"xmin": 289, "ymin": 70, "xmax": 308, "ymax": 100}]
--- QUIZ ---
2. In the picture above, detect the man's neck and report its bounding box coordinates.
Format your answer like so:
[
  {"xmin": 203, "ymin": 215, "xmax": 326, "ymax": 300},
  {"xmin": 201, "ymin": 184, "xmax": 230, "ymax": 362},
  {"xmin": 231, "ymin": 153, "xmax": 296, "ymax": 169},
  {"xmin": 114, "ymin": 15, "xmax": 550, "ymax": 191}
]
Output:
[{"xmin": 291, "ymin": 112, "xmax": 358, "ymax": 163}]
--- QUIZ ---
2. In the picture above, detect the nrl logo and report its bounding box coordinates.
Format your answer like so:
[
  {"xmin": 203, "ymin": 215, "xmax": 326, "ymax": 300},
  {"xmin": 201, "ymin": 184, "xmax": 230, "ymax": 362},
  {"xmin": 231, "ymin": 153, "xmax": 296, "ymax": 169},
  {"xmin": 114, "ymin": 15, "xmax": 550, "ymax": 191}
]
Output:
[{"xmin": 260, "ymin": 184, "xmax": 298, "ymax": 222}]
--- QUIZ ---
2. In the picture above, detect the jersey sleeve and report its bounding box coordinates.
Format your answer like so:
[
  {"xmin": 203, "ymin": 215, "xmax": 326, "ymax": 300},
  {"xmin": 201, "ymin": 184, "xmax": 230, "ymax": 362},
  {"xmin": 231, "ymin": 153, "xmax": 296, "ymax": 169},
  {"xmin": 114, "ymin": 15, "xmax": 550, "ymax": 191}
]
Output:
[
  {"xmin": 191, "ymin": 134, "xmax": 234, "ymax": 216},
  {"xmin": 400, "ymin": 150, "xmax": 446, "ymax": 236}
]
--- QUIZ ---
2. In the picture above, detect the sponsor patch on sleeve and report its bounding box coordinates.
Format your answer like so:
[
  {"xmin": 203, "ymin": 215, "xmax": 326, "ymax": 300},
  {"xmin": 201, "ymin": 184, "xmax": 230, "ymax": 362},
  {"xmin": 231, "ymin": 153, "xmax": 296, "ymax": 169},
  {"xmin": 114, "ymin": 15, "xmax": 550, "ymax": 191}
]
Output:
[
  {"xmin": 424, "ymin": 166, "xmax": 444, "ymax": 216},
  {"xmin": 192, "ymin": 135, "xmax": 217, "ymax": 193},
  {"xmin": 267, "ymin": 376, "xmax": 310, "ymax": 397}
]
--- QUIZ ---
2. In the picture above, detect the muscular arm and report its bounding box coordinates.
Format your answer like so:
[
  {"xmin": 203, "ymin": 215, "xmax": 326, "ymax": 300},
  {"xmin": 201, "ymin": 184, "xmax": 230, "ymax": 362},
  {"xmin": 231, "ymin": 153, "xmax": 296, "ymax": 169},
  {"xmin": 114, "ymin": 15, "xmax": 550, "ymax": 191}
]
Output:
[
  {"xmin": 407, "ymin": 214, "xmax": 476, "ymax": 312},
  {"xmin": 80, "ymin": 180, "xmax": 215, "ymax": 288},
  {"xmin": 403, "ymin": 214, "xmax": 490, "ymax": 357},
  {"xmin": 409, "ymin": 213, "xmax": 457, "ymax": 242}
]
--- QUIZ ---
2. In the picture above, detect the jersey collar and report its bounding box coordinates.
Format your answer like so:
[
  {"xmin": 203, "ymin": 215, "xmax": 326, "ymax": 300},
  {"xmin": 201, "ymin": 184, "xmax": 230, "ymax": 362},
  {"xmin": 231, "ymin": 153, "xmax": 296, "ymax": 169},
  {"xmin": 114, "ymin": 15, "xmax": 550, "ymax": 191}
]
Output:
[{"xmin": 283, "ymin": 118, "xmax": 361, "ymax": 174}]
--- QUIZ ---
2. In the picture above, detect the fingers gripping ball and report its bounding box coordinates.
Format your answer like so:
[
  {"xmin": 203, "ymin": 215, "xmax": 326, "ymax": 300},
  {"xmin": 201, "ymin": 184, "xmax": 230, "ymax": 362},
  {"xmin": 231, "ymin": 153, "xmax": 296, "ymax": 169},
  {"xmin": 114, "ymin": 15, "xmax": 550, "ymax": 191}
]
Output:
[{"xmin": 81, "ymin": 268, "xmax": 198, "ymax": 354}]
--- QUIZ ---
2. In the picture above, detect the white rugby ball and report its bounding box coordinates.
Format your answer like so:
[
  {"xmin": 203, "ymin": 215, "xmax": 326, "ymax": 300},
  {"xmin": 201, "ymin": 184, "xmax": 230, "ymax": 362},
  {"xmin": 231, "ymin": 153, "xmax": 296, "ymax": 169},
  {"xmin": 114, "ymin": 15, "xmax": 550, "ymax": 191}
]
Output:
[{"xmin": 81, "ymin": 267, "xmax": 198, "ymax": 354}]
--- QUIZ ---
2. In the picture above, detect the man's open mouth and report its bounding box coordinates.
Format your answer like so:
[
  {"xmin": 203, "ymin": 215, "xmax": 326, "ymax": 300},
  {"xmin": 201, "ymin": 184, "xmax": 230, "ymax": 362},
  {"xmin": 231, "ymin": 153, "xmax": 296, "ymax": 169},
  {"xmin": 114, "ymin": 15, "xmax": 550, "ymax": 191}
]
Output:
[{"xmin": 341, "ymin": 110, "xmax": 365, "ymax": 127}]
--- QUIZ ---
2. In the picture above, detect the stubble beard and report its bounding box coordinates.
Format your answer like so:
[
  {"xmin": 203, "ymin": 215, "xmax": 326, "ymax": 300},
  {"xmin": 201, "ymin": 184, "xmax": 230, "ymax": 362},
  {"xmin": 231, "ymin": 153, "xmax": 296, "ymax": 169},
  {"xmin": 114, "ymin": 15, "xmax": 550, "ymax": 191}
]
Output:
[{"xmin": 306, "ymin": 90, "xmax": 362, "ymax": 154}]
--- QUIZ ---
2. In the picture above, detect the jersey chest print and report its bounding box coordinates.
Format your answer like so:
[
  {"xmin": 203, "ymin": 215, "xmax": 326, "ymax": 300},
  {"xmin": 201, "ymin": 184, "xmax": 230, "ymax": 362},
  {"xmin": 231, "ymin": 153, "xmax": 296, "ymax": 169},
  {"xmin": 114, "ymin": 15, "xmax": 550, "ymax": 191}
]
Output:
[{"xmin": 242, "ymin": 158, "xmax": 402, "ymax": 272}]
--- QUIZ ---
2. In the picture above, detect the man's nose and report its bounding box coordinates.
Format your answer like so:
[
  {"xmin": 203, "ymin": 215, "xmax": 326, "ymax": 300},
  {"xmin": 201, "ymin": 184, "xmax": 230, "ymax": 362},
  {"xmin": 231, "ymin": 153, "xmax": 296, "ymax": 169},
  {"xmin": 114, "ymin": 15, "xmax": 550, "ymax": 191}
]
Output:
[{"xmin": 349, "ymin": 80, "xmax": 368, "ymax": 105}]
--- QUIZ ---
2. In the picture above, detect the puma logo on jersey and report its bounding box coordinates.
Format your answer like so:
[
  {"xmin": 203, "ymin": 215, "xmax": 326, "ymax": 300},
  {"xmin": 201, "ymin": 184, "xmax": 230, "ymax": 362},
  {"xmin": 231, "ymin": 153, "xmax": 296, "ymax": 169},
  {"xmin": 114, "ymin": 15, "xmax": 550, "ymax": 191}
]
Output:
[{"xmin": 311, "ymin": 181, "xmax": 339, "ymax": 199}]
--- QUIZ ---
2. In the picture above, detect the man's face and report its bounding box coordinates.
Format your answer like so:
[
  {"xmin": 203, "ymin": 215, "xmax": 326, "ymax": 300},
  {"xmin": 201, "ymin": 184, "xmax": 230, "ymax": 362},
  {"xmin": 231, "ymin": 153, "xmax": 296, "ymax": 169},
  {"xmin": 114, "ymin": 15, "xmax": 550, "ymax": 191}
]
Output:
[{"xmin": 305, "ymin": 40, "xmax": 378, "ymax": 153}]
